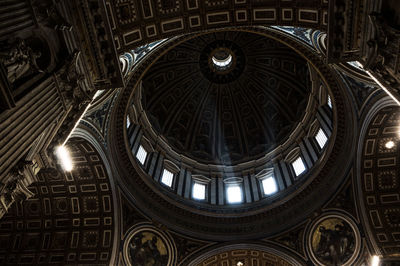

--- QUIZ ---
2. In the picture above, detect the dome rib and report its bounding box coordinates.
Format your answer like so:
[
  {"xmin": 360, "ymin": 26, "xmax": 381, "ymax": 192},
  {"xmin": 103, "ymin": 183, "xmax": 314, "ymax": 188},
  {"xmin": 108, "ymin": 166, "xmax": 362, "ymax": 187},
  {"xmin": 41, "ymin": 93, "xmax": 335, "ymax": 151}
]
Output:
[{"xmin": 141, "ymin": 31, "xmax": 312, "ymax": 165}]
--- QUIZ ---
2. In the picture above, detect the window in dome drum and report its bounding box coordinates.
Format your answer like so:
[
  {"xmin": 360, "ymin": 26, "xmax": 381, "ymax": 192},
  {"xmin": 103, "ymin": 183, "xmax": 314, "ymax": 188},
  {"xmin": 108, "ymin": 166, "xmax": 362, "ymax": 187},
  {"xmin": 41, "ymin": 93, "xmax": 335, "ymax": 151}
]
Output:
[
  {"xmin": 292, "ymin": 156, "xmax": 306, "ymax": 177},
  {"xmin": 262, "ymin": 176, "xmax": 278, "ymax": 195},
  {"xmin": 136, "ymin": 145, "xmax": 147, "ymax": 165},
  {"xmin": 192, "ymin": 182, "xmax": 206, "ymax": 200},
  {"xmin": 226, "ymin": 185, "xmax": 243, "ymax": 203},
  {"xmin": 127, "ymin": 115, "xmax": 131, "ymax": 128},
  {"xmin": 315, "ymin": 128, "xmax": 328, "ymax": 149},
  {"xmin": 161, "ymin": 169, "xmax": 174, "ymax": 187}
]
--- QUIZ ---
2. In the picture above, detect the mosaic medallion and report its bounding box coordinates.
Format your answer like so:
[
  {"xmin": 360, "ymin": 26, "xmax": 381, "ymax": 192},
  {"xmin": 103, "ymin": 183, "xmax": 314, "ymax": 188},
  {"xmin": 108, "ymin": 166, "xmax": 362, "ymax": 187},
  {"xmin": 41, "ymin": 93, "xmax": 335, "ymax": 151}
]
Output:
[
  {"xmin": 308, "ymin": 214, "xmax": 360, "ymax": 266},
  {"xmin": 123, "ymin": 224, "xmax": 176, "ymax": 266}
]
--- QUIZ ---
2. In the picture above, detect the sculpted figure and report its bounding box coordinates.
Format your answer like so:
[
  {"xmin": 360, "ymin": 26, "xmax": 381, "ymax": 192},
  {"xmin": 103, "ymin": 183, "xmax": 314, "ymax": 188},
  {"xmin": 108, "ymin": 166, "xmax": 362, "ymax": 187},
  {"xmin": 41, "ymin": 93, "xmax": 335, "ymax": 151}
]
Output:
[
  {"xmin": 32, "ymin": 0, "xmax": 72, "ymax": 31},
  {"xmin": 58, "ymin": 51, "xmax": 90, "ymax": 107},
  {"xmin": 0, "ymin": 162, "xmax": 34, "ymax": 218},
  {"xmin": 0, "ymin": 38, "xmax": 43, "ymax": 84}
]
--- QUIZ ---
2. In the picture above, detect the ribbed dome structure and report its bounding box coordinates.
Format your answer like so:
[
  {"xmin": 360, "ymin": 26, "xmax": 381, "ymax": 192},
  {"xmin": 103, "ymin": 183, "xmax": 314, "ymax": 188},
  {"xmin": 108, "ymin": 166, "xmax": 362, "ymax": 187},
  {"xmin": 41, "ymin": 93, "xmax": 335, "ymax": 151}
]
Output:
[
  {"xmin": 141, "ymin": 31, "xmax": 311, "ymax": 165},
  {"xmin": 115, "ymin": 27, "xmax": 347, "ymax": 240}
]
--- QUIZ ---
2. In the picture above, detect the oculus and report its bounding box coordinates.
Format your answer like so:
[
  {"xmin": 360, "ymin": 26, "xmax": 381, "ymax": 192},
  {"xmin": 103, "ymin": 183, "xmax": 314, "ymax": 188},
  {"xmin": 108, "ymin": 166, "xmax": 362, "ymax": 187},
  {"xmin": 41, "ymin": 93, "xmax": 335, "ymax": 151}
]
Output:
[
  {"xmin": 199, "ymin": 39, "xmax": 245, "ymax": 84},
  {"xmin": 211, "ymin": 48, "xmax": 233, "ymax": 70}
]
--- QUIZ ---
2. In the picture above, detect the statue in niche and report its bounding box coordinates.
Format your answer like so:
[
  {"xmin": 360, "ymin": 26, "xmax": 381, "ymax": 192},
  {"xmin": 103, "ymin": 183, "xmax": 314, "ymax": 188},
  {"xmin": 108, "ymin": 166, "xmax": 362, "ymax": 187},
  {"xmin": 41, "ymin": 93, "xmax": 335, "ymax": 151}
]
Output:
[
  {"xmin": 0, "ymin": 38, "xmax": 43, "ymax": 84},
  {"xmin": 311, "ymin": 217, "xmax": 356, "ymax": 265},
  {"xmin": 32, "ymin": 0, "xmax": 72, "ymax": 31},
  {"xmin": 0, "ymin": 161, "xmax": 35, "ymax": 219},
  {"xmin": 58, "ymin": 51, "xmax": 90, "ymax": 108},
  {"xmin": 128, "ymin": 231, "xmax": 169, "ymax": 266}
]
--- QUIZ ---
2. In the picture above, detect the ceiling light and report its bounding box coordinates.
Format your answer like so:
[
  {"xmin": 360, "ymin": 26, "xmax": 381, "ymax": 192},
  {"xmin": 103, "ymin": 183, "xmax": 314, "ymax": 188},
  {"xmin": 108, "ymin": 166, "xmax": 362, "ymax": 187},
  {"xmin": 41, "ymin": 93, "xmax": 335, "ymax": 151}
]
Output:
[
  {"xmin": 371, "ymin": 255, "xmax": 380, "ymax": 266},
  {"xmin": 385, "ymin": 140, "xmax": 395, "ymax": 149},
  {"xmin": 237, "ymin": 262, "xmax": 244, "ymax": 266},
  {"xmin": 56, "ymin": 146, "xmax": 73, "ymax": 171}
]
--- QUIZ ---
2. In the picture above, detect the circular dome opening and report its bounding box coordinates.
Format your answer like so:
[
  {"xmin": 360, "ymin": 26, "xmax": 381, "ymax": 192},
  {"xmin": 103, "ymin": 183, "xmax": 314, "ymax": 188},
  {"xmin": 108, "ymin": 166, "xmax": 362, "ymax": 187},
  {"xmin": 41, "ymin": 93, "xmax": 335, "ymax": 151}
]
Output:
[
  {"xmin": 211, "ymin": 49, "xmax": 233, "ymax": 69},
  {"xmin": 200, "ymin": 40, "xmax": 244, "ymax": 83}
]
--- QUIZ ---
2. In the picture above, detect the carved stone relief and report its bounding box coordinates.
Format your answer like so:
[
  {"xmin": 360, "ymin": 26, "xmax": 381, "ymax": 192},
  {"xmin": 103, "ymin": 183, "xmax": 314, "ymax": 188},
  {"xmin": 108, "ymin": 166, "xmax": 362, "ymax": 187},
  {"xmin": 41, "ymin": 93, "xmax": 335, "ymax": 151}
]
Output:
[{"xmin": 0, "ymin": 38, "xmax": 44, "ymax": 85}]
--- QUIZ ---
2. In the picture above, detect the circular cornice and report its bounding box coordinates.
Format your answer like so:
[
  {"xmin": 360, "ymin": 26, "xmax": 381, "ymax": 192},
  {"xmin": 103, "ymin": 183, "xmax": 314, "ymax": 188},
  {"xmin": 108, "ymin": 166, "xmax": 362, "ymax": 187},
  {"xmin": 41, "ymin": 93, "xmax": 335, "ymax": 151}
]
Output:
[{"xmin": 108, "ymin": 26, "xmax": 357, "ymax": 241}]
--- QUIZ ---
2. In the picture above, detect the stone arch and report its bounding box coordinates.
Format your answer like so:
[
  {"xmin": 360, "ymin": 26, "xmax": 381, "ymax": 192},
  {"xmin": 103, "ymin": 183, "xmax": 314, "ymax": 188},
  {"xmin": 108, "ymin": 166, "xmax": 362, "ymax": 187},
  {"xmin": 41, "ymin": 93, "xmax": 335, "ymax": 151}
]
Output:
[
  {"xmin": 186, "ymin": 243, "xmax": 305, "ymax": 266},
  {"xmin": 357, "ymin": 96, "xmax": 400, "ymax": 259},
  {"xmin": 71, "ymin": 126, "xmax": 121, "ymax": 264}
]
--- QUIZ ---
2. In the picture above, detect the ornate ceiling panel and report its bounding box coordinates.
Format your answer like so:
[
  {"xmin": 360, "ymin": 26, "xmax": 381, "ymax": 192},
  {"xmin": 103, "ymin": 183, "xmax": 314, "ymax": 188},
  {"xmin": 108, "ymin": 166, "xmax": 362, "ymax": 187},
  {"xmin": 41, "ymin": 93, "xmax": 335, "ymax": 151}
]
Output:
[
  {"xmin": 142, "ymin": 31, "xmax": 311, "ymax": 165},
  {"xmin": 0, "ymin": 138, "xmax": 115, "ymax": 265},
  {"xmin": 104, "ymin": 0, "xmax": 329, "ymax": 51},
  {"xmin": 361, "ymin": 106, "xmax": 400, "ymax": 258}
]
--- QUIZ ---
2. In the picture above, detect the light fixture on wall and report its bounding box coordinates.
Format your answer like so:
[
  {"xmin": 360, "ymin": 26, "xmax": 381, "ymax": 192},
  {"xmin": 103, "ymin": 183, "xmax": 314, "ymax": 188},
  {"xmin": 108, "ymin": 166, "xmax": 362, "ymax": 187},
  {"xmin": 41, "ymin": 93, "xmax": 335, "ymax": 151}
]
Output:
[{"xmin": 385, "ymin": 140, "xmax": 395, "ymax": 149}]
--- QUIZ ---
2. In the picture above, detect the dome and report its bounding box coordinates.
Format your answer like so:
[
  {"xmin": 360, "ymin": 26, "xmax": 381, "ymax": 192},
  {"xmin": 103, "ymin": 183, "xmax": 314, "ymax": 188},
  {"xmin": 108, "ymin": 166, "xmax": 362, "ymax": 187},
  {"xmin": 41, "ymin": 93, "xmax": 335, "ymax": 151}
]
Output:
[
  {"xmin": 141, "ymin": 31, "xmax": 311, "ymax": 166},
  {"xmin": 4, "ymin": 0, "xmax": 400, "ymax": 263},
  {"xmin": 114, "ymin": 27, "xmax": 350, "ymax": 240}
]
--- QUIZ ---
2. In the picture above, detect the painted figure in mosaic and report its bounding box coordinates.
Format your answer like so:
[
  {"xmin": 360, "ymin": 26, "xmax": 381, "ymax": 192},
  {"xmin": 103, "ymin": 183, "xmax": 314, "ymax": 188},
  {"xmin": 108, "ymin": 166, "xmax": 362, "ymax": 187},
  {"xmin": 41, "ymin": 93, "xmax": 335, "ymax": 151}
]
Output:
[
  {"xmin": 129, "ymin": 232, "xmax": 168, "ymax": 266},
  {"xmin": 315, "ymin": 221, "xmax": 355, "ymax": 265}
]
